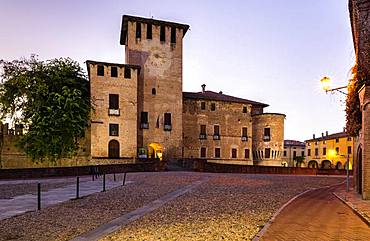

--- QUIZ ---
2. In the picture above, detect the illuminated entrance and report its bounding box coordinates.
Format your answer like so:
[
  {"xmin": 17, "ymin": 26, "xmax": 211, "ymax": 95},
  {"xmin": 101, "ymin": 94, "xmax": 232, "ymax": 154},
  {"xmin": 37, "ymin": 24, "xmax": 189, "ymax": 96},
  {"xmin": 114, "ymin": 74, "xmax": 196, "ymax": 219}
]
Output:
[{"xmin": 148, "ymin": 143, "xmax": 164, "ymax": 160}]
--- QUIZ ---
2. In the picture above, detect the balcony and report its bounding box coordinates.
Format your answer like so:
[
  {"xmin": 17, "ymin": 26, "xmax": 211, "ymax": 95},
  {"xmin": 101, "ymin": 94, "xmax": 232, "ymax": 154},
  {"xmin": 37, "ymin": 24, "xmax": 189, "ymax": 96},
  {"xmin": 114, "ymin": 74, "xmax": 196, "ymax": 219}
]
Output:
[
  {"xmin": 140, "ymin": 123, "xmax": 149, "ymax": 129},
  {"xmin": 199, "ymin": 134, "xmax": 207, "ymax": 140},
  {"xmin": 241, "ymin": 136, "xmax": 248, "ymax": 142},
  {"xmin": 263, "ymin": 135, "xmax": 271, "ymax": 142},
  {"xmin": 164, "ymin": 124, "xmax": 172, "ymax": 131},
  {"xmin": 108, "ymin": 108, "xmax": 120, "ymax": 116},
  {"xmin": 213, "ymin": 134, "xmax": 220, "ymax": 140}
]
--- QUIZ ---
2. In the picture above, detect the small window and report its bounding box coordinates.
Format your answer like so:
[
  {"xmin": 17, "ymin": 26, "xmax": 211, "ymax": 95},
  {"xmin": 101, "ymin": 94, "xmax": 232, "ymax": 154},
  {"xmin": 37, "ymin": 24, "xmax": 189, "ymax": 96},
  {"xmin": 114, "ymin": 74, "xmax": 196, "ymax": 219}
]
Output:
[
  {"xmin": 136, "ymin": 22, "xmax": 141, "ymax": 39},
  {"xmin": 171, "ymin": 27, "xmax": 176, "ymax": 43},
  {"xmin": 336, "ymin": 147, "xmax": 339, "ymax": 154},
  {"xmin": 160, "ymin": 25, "xmax": 165, "ymax": 42},
  {"xmin": 264, "ymin": 128, "xmax": 271, "ymax": 137},
  {"xmin": 323, "ymin": 147, "xmax": 326, "ymax": 155},
  {"xmin": 109, "ymin": 94, "xmax": 119, "ymax": 109},
  {"xmin": 201, "ymin": 102, "xmax": 206, "ymax": 110},
  {"xmin": 308, "ymin": 149, "xmax": 311, "ymax": 156},
  {"xmin": 200, "ymin": 147, "xmax": 206, "ymax": 158},
  {"xmin": 152, "ymin": 88, "xmax": 156, "ymax": 95},
  {"xmin": 200, "ymin": 125, "xmax": 206, "ymax": 135},
  {"xmin": 347, "ymin": 137, "xmax": 352, "ymax": 141},
  {"xmin": 109, "ymin": 124, "xmax": 119, "ymax": 136},
  {"xmin": 265, "ymin": 148, "xmax": 271, "ymax": 158},
  {"xmin": 242, "ymin": 127, "xmax": 248, "ymax": 137},
  {"xmin": 242, "ymin": 106, "xmax": 247, "ymax": 113},
  {"xmin": 348, "ymin": 146, "xmax": 352, "ymax": 154},
  {"xmin": 97, "ymin": 65, "xmax": 104, "ymax": 76},
  {"xmin": 244, "ymin": 149, "xmax": 250, "ymax": 159},
  {"xmin": 214, "ymin": 125, "xmax": 220, "ymax": 135},
  {"xmin": 283, "ymin": 150, "xmax": 287, "ymax": 157},
  {"xmin": 215, "ymin": 148, "xmax": 221, "ymax": 158},
  {"xmin": 232, "ymin": 148, "xmax": 237, "ymax": 158},
  {"xmin": 164, "ymin": 113, "xmax": 171, "ymax": 125},
  {"xmin": 336, "ymin": 138, "xmax": 339, "ymax": 143},
  {"xmin": 111, "ymin": 66, "xmax": 118, "ymax": 77},
  {"xmin": 146, "ymin": 23, "xmax": 152, "ymax": 39},
  {"xmin": 141, "ymin": 112, "xmax": 148, "ymax": 124},
  {"xmin": 315, "ymin": 148, "xmax": 318, "ymax": 156},
  {"xmin": 301, "ymin": 151, "xmax": 304, "ymax": 157},
  {"xmin": 293, "ymin": 151, "xmax": 296, "ymax": 158},
  {"xmin": 124, "ymin": 67, "xmax": 131, "ymax": 79},
  {"xmin": 211, "ymin": 103, "xmax": 216, "ymax": 111}
]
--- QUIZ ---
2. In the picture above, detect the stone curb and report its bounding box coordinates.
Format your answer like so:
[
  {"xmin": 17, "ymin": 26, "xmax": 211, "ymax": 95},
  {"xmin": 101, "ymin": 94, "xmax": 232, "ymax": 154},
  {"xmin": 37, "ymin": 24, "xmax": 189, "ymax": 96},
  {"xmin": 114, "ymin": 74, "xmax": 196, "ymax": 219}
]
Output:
[
  {"xmin": 333, "ymin": 192, "xmax": 370, "ymax": 227},
  {"xmin": 252, "ymin": 181, "xmax": 346, "ymax": 241}
]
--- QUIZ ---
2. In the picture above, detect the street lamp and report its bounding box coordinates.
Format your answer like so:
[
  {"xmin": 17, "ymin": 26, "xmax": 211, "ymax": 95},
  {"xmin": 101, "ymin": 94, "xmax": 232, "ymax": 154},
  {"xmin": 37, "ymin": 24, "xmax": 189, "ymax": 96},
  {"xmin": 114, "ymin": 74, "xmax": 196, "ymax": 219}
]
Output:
[{"xmin": 320, "ymin": 76, "xmax": 348, "ymax": 95}]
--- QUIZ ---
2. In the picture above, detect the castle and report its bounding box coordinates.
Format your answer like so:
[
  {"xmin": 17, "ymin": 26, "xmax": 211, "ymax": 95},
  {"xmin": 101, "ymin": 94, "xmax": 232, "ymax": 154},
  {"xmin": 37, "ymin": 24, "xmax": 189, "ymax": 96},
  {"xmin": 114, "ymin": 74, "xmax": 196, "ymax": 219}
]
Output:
[{"xmin": 0, "ymin": 15, "xmax": 286, "ymax": 168}]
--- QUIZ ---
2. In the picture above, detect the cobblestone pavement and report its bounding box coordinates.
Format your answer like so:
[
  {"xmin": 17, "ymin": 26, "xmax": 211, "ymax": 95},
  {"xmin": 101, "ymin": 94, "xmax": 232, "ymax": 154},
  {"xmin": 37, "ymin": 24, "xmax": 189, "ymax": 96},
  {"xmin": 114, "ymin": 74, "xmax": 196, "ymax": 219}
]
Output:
[{"xmin": 259, "ymin": 184, "xmax": 370, "ymax": 241}]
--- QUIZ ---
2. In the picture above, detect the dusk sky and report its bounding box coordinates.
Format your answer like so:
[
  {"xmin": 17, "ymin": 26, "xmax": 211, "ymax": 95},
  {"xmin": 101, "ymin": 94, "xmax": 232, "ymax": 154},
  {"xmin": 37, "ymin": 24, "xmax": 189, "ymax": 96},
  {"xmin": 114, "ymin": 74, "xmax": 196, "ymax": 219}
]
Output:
[{"xmin": 0, "ymin": 0, "xmax": 354, "ymax": 141}]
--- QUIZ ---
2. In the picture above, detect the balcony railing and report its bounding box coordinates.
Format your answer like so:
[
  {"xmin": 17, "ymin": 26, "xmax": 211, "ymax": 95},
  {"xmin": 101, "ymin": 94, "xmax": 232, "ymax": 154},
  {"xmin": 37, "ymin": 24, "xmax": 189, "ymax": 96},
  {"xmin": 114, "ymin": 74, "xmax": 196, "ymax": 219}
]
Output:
[
  {"xmin": 263, "ymin": 135, "xmax": 271, "ymax": 142},
  {"xmin": 241, "ymin": 136, "xmax": 248, "ymax": 142},
  {"xmin": 164, "ymin": 124, "xmax": 172, "ymax": 131},
  {"xmin": 213, "ymin": 134, "xmax": 220, "ymax": 140},
  {"xmin": 140, "ymin": 123, "xmax": 149, "ymax": 129},
  {"xmin": 199, "ymin": 134, "xmax": 207, "ymax": 140},
  {"xmin": 108, "ymin": 108, "xmax": 120, "ymax": 116}
]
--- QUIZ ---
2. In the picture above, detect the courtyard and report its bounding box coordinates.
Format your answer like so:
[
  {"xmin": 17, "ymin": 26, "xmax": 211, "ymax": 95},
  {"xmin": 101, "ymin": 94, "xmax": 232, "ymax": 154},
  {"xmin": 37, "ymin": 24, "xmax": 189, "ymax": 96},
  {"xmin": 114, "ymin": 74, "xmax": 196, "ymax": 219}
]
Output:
[{"xmin": 0, "ymin": 172, "xmax": 349, "ymax": 241}]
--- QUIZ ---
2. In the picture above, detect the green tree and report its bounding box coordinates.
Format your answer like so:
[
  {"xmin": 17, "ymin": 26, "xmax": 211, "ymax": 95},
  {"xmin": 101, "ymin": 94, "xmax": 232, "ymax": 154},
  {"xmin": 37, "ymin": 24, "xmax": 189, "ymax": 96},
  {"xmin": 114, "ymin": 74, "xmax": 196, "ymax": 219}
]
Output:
[
  {"xmin": 293, "ymin": 156, "xmax": 305, "ymax": 167},
  {"xmin": 0, "ymin": 55, "xmax": 90, "ymax": 161}
]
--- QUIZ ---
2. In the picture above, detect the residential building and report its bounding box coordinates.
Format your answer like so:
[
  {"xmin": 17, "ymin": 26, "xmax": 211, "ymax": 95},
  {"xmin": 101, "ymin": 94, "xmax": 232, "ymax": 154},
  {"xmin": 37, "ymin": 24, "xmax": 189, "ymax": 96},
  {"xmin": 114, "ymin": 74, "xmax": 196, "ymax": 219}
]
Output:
[{"xmin": 282, "ymin": 140, "xmax": 305, "ymax": 167}]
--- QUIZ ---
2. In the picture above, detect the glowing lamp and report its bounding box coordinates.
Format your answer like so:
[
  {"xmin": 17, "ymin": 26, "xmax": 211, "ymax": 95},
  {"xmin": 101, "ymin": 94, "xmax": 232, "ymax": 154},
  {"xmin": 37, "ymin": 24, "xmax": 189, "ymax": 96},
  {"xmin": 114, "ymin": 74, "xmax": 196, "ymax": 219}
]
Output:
[{"xmin": 320, "ymin": 76, "xmax": 331, "ymax": 92}]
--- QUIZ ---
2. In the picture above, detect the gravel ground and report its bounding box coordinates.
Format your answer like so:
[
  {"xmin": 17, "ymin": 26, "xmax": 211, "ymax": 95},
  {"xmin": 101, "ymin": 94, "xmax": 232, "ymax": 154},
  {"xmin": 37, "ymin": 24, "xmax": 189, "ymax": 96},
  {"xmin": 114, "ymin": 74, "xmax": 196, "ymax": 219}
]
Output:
[
  {"xmin": 103, "ymin": 174, "xmax": 345, "ymax": 241},
  {"xmin": 0, "ymin": 172, "xmax": 344, "ymax": 241}
]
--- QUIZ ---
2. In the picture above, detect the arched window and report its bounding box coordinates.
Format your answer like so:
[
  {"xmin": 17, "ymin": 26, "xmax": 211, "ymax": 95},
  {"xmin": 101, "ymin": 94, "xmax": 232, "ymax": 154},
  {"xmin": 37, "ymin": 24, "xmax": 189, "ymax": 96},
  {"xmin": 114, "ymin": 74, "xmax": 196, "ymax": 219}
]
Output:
[{"xmin": 108, "ymin": 140, "xmax": 120, "ymax": 158}]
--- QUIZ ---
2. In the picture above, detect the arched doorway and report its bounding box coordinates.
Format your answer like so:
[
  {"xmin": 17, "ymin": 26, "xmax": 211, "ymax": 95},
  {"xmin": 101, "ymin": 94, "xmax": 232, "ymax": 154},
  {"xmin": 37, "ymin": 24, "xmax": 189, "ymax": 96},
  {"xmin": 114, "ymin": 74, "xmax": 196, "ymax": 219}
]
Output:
[
  {"xmin": 321, "ymin": 160, "xmax": 332, "ymax": 169},
  {"xmin": 308, "ymin": 160, "xmax": 319, "ymax": 168},
  {"xmin": 148, "ymin": 143, "xmax": 164, "ymax": 160},
  {"xmin": 108, "ymin": 140, "xmax": 120, "ymax": 158},
  {"xmin": 336, "ymin": 162, "xmax": 342, "ymax": 170},
  {"xmin": 357, "ymin": 146, "xmax": 362, "ymax": 194}
]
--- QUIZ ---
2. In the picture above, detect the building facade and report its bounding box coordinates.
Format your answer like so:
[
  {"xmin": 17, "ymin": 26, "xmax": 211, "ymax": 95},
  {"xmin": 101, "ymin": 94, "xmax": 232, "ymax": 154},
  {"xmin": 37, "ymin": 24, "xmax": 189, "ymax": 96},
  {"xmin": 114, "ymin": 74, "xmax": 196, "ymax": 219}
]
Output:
[
  {"xmin": 282, "ymin": 140, "xmax": 305, "ymax": 167},
  {"xmin": 305, "ymin": 131, "xmax": 354, "ymax": 169}
]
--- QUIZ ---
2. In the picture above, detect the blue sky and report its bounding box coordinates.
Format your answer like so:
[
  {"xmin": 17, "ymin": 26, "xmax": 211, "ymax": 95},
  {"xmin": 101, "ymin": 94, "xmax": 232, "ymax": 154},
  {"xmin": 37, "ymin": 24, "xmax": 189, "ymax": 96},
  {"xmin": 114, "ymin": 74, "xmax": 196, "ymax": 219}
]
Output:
[{"xmin": 0, "ymin": 0, "xmax": 354, "ymax": 141}]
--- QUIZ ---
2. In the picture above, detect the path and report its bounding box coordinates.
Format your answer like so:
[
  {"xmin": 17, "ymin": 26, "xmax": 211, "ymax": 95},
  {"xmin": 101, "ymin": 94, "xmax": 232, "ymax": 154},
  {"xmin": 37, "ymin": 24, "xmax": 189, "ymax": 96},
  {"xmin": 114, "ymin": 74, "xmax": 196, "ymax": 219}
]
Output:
[
  {"xmin": 258, "ymin": 184, "xmax": 370, "ymax": 241},
  {"xmin": 0, "ymin": 177, "xmax": 125, "ymax": 221}
]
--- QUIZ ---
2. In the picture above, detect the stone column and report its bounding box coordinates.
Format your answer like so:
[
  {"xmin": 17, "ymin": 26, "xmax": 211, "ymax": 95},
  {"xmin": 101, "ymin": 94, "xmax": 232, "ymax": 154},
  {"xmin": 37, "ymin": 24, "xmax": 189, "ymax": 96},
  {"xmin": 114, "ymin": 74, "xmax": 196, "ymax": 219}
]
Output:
[{"xmin": 359, "ymin": 85, "xmax": 370, "ymax": 199}]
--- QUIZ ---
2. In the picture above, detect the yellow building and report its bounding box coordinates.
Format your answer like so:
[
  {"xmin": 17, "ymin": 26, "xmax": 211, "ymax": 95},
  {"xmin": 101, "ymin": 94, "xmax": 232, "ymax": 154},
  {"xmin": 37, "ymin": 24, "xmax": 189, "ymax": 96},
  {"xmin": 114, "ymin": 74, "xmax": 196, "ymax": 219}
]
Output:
[{"xmin": 305, "ymin": 131, "xmax": 353, "ymax": 169}]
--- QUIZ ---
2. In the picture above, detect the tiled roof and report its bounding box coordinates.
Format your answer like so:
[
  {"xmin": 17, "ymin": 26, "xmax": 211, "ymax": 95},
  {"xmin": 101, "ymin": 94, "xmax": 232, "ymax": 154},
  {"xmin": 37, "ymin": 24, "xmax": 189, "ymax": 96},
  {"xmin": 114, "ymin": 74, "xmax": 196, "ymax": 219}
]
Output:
[
  {"xmin": 284, "ymin": 140, "xmax": 305, "ymax": 147},
  {"xmin": 183, "ymin": 91, "xmax": 269, "ymax": 107},
  {"xmin": 305, "ymin": 132, "xmax": 349, "ymax": 142}
]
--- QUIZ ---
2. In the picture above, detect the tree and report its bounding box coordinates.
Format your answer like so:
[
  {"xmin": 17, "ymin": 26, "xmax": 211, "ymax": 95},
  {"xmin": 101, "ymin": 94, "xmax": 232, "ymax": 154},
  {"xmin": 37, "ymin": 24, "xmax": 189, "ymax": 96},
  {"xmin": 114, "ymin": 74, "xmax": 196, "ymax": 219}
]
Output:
[
  {"xmin": 293, "ymin": 156, "xmax": 305, "ymax": 167},
  {"xmin": 0, "ymin": 55, "xmax": 90, "ymax": 161}
]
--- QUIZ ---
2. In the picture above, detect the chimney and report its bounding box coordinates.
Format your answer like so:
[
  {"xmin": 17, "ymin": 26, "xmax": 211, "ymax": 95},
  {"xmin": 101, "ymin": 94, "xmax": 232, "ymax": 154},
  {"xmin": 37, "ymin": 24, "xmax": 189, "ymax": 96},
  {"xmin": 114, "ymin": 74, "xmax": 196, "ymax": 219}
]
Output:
[
  {"xmin": 219, "ymin": 91, "xmax": 223, "ymax": 94},
  {"xmin": 201, "ymin": 84, "xmax": 206, "ymax": 93},
  {"xmin": 326, "ymin": 131, "xmax": 328, "ymax": 136},
  {"xmin": 321, "ymin": 132, "xmax": 324, "ymax": 137},
  {"xmin": 313, "ymin": 134, "xmax": 315, "ymax": 139}
]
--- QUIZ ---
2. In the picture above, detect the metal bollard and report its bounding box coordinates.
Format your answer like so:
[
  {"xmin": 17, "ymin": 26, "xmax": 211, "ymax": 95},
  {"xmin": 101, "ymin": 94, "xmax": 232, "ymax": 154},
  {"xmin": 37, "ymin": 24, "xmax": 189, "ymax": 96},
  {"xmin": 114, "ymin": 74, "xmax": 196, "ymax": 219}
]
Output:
[
  {"xmin": 114, "ymin": 173, "xmax": 116, "ymax": 182},
  {"xmin": 92, "ymin": 174, "xmax": 95, "ymax": 181},
  {"xmin": 37, "ymin": 183, "xmax": 41, "ymax": 210},
  {"xmin": 103, "ymin": 173, "xmax": 106, "ymax": 192},
  {"xmin": 123, "ymin": 172, "xmax": 127, "ymax": 186},
  {"xmin": 76, "ymin": 177, "xmax": 80, "ymax": 199}
]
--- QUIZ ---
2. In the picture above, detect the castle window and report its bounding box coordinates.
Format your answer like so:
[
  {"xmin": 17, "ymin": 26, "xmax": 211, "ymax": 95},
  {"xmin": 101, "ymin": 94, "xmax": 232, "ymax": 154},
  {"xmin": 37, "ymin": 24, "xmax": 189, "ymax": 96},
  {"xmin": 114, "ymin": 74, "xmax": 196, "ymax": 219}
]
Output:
[
  {"xmin": 164, "ymin": 113, "xmax": 172, "ymax": 131},
  {"xmin": 146, "ymin": 23, "xmax": 152, "ymax": 39},
  {"xmin": 265, "ymin": 148, "xmax": 271, "ymax": 159},
  {"xmin": 201, "ymin": 101, "xmax": 206, "ymax": 110},
  {"xmin": 200, "ymin": 147, "xmax": 206, "ymax": 158},
  {"xmin": 140, "ymin": 112, "xmax": 149, "ymax": 129},
  {"xmin": 244, "ymin": 149, "xmax": 250, "ymax": 159},
  {"xmin": 231, "ymin": 148, "xmax": 237, "ymax": 158},
  {"xmin": 171, "ymin": 27, "xmax": 176, "ymax": 43},
  {"xmin": 109, "ymin": 124, "xmax": 119, "ymax": 136},
  {"xmin": 136, "ymin": 22, "xmax": 141, "ymax": 39},
  {"xmin": 124, "ymin": 67, "xmax": 131, "ymax": 79},
  {"xmin": 243, "ymin": 106, "xmax": 247, "ymax": 113},
  {"xmin": 109, "ymin": 94, "xmax": 119, "ymax": 110},
  {"xmin": 213, "ymin": 125, "xmax": 220, "ymax": 140},
  {"xmin": 152, "ymin": 88, "xmax": 156, "ymax": 95},
  {"xmin": 111, "ymin": 66, "xmax": 118, "ymax": 77},
  {"xmin": 323, "ymin": 147, "xmax": 326, "ymax": 155},
  {"xmin": 97, "ymin": 65, "xmax": 104, "ymax": 76},
  {"xmin": 263, "ymin": 128, "xmax": 271, "ymax": 141},
  {"xmin": 215, "ymin": 148, "xmax": 221, "ymax": 158},
  {"xmin": 242, "ymin": 127, "xmax": 248, "ymax": 141},
  {"xmin": 348, "ymin": 146, "xmax": 352, "ymax": 154},
  {"xmin": 211, "ymin": 103, "xmax": 216, "ymax": 111},
  {"xmin": 160, "ymin": 25, "xmax": 166, "ymax": 42},
  {"xmin": 199, "ymin": 125, "xmax": 206, "ymax": 139}
]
